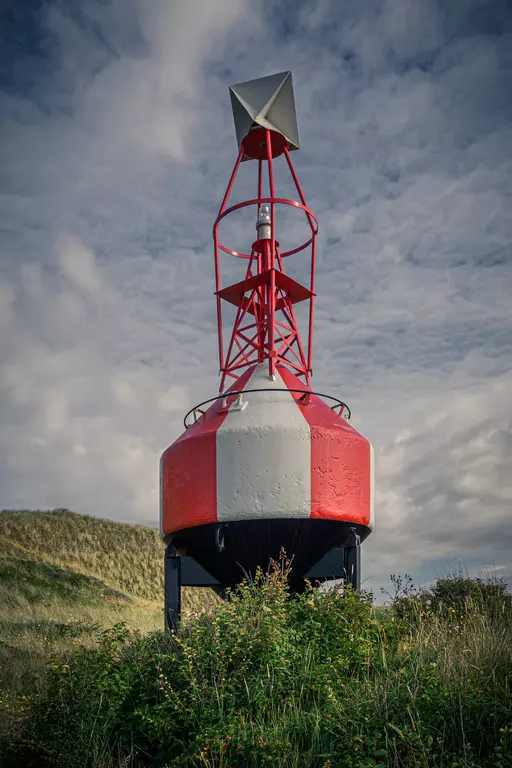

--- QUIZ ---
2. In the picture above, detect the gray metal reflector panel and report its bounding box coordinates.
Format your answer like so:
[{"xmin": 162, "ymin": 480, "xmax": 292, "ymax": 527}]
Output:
[{"xmin": 229, "ymin": 71, "xmax": 299, "ymax": 153}]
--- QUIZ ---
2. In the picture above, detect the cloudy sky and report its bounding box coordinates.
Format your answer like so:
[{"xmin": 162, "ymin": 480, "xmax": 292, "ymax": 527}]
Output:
[{"xmin": 1, "ymin": 0, "xmax": 511, "ymax": 599}]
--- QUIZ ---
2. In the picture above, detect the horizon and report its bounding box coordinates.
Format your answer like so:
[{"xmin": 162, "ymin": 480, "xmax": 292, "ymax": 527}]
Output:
[{"xmin": 0, "ymin": 506, "xmax": 507, "ymax": 606}]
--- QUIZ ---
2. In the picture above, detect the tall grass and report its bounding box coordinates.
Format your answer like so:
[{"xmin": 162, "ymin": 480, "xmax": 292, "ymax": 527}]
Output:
[
  {"xmin": 2, "ymin": 554, "xmax": 511, "ymax": 768},
  {"xmin": 0, "ymin": 508, "xmax": 221, "ymax": 758},
  {"xmin": 0, "ymin": 508, "xmax": 220, "ymax": 613},
  {"xmin": 0, "ymin": 508, "xmax": 165, "ymax": 600}
]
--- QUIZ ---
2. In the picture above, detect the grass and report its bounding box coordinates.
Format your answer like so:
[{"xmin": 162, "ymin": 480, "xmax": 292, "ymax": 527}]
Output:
[
  {"xmin": 2, "ymin": 507, "xmax": 202, "ymax": 601},
  {"xmin": 0, "ymin": 508, "xmax": 220, "ymax": 741},
  {"xmin": 0, "ymin": 510, "xmax": 511, "ymax": 767}
]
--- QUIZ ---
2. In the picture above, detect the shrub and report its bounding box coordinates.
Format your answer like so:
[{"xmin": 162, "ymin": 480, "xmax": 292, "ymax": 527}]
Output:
[
  {"xmin": 431, "ymin": 570, "xmax": 512, "ymax": 621},
  {"xmin": 3, "ymin": 559, "xmax": 511, "ymax": 768},
  {"xmin": 5, "ymin": 555, "xmax": 382, "ymax": 766},
  {"xmin": 384, "ymin": 569, "xmax": 512, "ymax": 630}
]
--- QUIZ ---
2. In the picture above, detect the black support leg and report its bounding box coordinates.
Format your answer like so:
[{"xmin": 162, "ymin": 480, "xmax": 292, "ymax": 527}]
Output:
[
  {"xmin": 344, "ymin": 527, "xmax": 361, "ymax": 591},
  {"xmin": 164, "ymin": 544, "xmax": 181, "ymax": 631}
]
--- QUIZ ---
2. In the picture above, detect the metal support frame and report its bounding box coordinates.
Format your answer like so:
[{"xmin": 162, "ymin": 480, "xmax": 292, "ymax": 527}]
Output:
[
  {"xmin": 213, "ymin": 128, "xmax": 318, "ymax": 393},
  {"xmin": 343, "ymin": 527, "xmax": 361, "ymax": 591},
  {"xmin": 164, "ymin": 545, "xmax": 222, "ymax": 630},
  {"xmin": 164, "ymin": 545, "xmax": 181, "ymax": 631},
  {"xmin": 164, "ymin": 541, "xmax": 364, "ymax": 630},
  {"xmin": 304, "ymin": 548, "xmax": 344, "ymax": 581}
]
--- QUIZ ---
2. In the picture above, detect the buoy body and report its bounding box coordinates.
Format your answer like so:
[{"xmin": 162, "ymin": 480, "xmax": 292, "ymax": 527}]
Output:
[{"xmin": 161, "ymin": 363, "xmax": 373, "ymax": 589}]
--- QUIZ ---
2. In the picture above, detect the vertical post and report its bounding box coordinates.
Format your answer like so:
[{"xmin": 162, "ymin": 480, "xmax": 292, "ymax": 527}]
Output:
[
  {"xmin": 257, "ymin": 156, "xmax": 264, "ymax": 364},
  {"xmin": 214, "ymin": 253, "xmax": 224, "ymax": 381},
  {"xmin": 164, "ymin": 544, "xmax": 181, "ymax": 631},
  {"xmin": 258, "ymin": 158, "xmax": 263, "ymax": 210},
  {"xmin": 214, "ymin": 143, "xmax": 245, "ymax": 388},
  {"xmin": 344, "ymin": 527, "xmax": 361, "ymax": 591},
  {"xmin": 265, "ymin": 130, "xmax": 276, "ymax": 378},
  {"xmin": 283, "ymin": 146, "xmax": 316, "ymax": 376},
  {"xmin": 218, "ymin": 143, "xmax": 245, "ymax": 216},
  {"xmin": 307, "ymin": 234, "xmax": 316, "ymax": 374}
]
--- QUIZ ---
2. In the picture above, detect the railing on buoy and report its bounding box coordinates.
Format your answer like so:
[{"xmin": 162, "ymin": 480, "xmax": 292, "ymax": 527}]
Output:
[{"xmin": 184, "ymin": 388, "xmax": 351, "ymax": 429}]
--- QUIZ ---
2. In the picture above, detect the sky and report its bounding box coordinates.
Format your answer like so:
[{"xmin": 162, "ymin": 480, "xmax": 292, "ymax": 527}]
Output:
[{"xmin": 1, "ymin": 0, "xmax": 511, "ymax": 601}]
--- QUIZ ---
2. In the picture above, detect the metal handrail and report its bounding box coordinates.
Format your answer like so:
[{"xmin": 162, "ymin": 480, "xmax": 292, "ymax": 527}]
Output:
[{"xmin": 184, "ymin": 388, "xmax": 351, "ymax": 429}]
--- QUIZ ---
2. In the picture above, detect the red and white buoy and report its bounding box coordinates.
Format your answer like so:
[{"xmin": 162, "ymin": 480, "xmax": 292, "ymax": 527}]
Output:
[{"xmin": 160, "ymin": 72, "xmax": 374, "ymax": 626}]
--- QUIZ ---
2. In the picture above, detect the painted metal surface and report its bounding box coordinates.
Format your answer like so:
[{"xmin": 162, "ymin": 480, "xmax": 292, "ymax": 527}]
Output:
[
  {"xmin": 160, "ymin": 367, "xmax": 254, "ymax": 534},
  {"xmin": 214, "ymin": 131, "xmax": 317, "ymax": 391},
  {"xmin": 278, "ymin": 366, "xmax": 373, "ymax": 529},
  {"xmin": 229, "ymin": 71, "xmax": 299, "ymax": 158},
  {"xmin": 216, "ymin": 364, "xmax": 311, "ymax": 521},
  {"xmin": 160, "ymin": 363, "xmax": 373, "ymax": 536},
  {"xmin": 160, "ymin": 71, "xmax": 374, "ymax": 567}
]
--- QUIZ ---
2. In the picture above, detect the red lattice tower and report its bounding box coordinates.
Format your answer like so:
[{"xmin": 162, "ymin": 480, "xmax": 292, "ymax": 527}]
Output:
[{"xmin": 214, "ymin": 73, "xmax": 318, "ymax": 392}]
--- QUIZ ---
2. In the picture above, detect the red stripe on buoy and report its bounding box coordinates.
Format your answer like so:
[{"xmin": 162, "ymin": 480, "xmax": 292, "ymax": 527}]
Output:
[
  {"xmin": 278, "ymin": 365, "xmax": 371, "ymax": 526},
  {"xmin": 161, "ymin": 367, "xmax": 255, "ymax": 535}
]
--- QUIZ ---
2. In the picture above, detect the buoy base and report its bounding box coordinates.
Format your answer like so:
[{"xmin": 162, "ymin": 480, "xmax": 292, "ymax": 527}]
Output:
[{"xmin": 164, "ymin": 520, "xmax": 365, "ymax": 629}]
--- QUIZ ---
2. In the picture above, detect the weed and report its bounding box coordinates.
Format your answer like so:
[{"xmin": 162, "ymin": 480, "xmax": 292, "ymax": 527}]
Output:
[{"xmin": 2, "ymin": 554, "xmax": 510, "ymax": 767}]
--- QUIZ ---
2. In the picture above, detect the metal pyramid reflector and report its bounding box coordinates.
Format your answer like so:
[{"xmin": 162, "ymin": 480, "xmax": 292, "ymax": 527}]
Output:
[{"xmin": 229, "ymin": 71, "xmax": 299, "ymax": 159}]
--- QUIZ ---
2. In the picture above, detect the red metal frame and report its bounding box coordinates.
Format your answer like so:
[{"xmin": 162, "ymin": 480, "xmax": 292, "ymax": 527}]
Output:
[{"xmin": 213, "ymin": 129, "xmax": 318, "ymax": 392}]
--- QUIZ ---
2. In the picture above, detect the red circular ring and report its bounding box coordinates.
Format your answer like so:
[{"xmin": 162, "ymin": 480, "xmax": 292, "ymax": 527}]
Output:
[{"xmin": 213, "ymin": 197, "xmax": 318, "ymax": 259}]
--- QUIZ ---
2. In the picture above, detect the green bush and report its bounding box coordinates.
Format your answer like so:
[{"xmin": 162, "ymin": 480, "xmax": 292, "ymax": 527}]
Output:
[
  {"xmin": 385, "ymin": 569, "xmax": 512, "ymax": 631},
  {"xmin": 431, "ymin": 571, "xmax": 512, "ymax": 619},
  {"xmin": 3, "ymin": 558, "xmax": 512, "ymax": 768}
]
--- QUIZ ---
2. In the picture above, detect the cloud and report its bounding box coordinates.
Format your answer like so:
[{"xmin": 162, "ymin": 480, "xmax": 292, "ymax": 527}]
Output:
[
  {"xmin": 363, "ymin": 367, "xmax": 512, "ymax": 590},
  {"xmin": 56, "ymin": 234, "xmax": 107, "ymax": 298},
  {"xmin": 0, "ymin": 0, "xmax": 511, "ymax": 596}
]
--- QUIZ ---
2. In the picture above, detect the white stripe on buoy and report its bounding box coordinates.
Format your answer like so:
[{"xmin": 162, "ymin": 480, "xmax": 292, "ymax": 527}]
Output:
[{"xmin": 216, "ymin": 363, "xmax": 311, "ymax": 521}]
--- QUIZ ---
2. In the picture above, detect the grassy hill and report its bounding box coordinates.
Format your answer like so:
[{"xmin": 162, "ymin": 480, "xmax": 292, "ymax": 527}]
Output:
[
  {"xmin": 0, "ymin": 508, "xmax": 219, "ymax": 698},
  {"xmin": 0, "ymin": 508, "xmax": 164, "ymax": 600}
]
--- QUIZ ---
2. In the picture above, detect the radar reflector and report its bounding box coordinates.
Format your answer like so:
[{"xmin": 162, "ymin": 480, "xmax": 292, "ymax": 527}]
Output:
[{"xmin": 229, "ymin": 71, "xmax": 299, "ymax": 160}]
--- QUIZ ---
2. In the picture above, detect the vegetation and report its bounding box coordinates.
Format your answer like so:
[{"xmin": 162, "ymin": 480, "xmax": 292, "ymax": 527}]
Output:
[
  {"xmin": 3, "ymin": 507, "xmax": 179, "ymax": 600},
  {"xmin": 0, "ymin": 510, "xmax": 511, "ymax": 766},
  {"xmin": 0, "ymin": 532, "xmax": 510, "ymax": 768},
  {"xmin": 0, "ymin": 508, "xmax": 220, "ymax": 759}
]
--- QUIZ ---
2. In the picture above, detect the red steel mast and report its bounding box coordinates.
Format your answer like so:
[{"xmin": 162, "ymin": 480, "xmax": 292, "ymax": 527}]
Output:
[{"xmin": 213, "ymin": 72, "xmax": 318, "ymax": 392}]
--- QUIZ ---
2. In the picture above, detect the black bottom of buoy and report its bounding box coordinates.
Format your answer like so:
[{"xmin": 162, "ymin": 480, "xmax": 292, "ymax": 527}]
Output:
[
  {"xmin": 169, "ymin": 517, "xmax": 369, "ymax": 590},
  {"xmin": 164, "ymin": 518, "xmax": 369, "ymax": 629}
]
